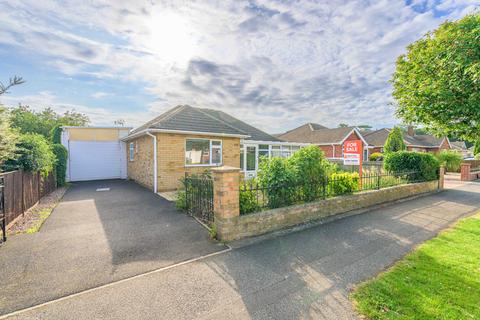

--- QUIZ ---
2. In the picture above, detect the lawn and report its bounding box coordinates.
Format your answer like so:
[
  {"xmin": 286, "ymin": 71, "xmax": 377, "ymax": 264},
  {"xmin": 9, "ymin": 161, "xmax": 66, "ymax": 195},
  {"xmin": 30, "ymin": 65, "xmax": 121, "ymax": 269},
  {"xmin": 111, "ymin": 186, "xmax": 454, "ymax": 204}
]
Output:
[{"xmin": 352, "ymin": 212, "xmax": 480, "ymax": 320}]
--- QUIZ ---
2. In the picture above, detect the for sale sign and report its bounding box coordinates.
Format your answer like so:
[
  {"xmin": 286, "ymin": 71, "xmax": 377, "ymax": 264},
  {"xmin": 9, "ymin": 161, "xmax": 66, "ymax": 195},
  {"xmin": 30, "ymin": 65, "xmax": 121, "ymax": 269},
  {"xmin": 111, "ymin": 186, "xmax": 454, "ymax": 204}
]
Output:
[{"xmin": 343, "ymin": 140, "xmax": 363, "ymax": 166}]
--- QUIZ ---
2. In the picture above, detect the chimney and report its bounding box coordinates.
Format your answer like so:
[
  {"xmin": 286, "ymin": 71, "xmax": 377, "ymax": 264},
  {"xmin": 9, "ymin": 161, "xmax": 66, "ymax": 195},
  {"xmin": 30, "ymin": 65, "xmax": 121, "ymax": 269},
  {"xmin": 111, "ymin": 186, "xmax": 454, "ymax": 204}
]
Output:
[{"xmin": 407, "ymin": 125, "xmax": 415, "ymax": 137}]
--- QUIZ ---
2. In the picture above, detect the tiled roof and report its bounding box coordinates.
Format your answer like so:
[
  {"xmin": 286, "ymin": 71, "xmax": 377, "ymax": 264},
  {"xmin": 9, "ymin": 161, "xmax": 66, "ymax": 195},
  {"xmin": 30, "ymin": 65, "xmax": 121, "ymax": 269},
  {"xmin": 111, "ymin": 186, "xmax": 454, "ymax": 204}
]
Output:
[
  {"xmin": 451, "ymin": 141, "xmax": 467, "ymax": 150},
  {"xmin": 364, "ymin": 128, "xmax": 447, "ymax": 148},
  {"xmin": 278, "ymin": 123, "xmax": 357, "ymax": 144},
  {"xmin": 130, "ymin": 105, "xmax": 280, "ymax": 141}
]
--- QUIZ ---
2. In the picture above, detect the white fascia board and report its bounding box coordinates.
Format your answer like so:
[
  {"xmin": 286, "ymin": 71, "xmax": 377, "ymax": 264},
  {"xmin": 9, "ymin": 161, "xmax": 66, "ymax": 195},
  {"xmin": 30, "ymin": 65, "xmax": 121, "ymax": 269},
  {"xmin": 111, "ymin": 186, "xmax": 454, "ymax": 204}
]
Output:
[
  {"xmin": 62, "ymin": 126, "xmax": 133, "ymax": 129},
  {"xmin": 242, "ymin": 140, "xmax": 311, "ymax": 146},
  {"xmin": 122, "ymin": 129, "xmax": 250, "ymax": 141},
  {"xmin": 339, "ymin": 128, "xmax": 369, "ymax": 146}
]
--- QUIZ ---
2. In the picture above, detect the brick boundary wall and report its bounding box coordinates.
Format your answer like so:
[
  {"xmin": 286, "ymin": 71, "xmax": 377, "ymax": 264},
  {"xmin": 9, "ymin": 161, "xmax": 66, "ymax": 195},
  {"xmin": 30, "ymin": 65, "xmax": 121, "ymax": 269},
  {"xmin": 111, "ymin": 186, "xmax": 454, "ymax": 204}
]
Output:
[{"xmin": 212, "ymin": 166, "xmax": 441, "ymax": 242}]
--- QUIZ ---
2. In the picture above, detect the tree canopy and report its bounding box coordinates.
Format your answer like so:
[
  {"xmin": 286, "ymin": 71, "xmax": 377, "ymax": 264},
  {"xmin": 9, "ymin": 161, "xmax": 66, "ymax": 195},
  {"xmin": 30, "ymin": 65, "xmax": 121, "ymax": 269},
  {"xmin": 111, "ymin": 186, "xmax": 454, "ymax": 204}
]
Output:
[
  {"xmin": 392, "ymin": 13, "xmax": 480, "ymax": 142},
  {"xmin": 384, "ymin": 127, "xmax": 407, "ymax": 153},
  {"xmin": 10, "ymin": 105, "xmax": 89, "ymax": 138},
  {"xmin": 0, "ymin": 106, "xmax": 19, "ymax": 167}
]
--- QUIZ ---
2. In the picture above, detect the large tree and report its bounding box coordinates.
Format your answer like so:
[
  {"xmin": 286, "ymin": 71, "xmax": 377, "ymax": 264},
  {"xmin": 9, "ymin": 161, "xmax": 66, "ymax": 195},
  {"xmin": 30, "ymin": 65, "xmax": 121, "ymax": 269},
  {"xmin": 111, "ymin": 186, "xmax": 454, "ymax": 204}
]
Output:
[
  {"xmin": 10, "ymin": 105, "xmax": 89, "ymax": 138},
  {"xmin": 0, "ymin": 107, "xmax": 19, "ymax": 167},
  {"xmin": 392, "ymin": 13, "xmax": 480, "ymax": 142}
]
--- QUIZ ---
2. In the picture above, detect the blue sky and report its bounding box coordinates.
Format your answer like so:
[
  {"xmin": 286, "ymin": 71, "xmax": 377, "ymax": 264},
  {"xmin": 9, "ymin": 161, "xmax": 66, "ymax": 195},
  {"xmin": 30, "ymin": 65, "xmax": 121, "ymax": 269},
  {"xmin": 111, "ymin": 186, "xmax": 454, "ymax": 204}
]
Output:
[{"xmin": 0, "ymin": 0, "xmax": 477, "ymax": 133}]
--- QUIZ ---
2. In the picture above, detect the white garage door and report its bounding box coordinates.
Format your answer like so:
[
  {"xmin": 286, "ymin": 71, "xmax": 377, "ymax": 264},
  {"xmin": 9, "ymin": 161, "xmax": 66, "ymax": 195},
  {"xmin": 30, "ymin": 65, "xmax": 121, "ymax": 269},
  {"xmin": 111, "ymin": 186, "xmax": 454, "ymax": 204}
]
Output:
[{"xmin": 68, "ymin": 141, "xmax": 127, "ymax": 181}]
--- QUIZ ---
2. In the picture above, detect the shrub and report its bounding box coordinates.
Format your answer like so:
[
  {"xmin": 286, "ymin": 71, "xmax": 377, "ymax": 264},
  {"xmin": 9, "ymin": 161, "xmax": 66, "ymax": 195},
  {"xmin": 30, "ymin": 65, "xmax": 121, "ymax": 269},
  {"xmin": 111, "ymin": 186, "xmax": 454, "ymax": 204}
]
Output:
[
  {"xmin": 288, "ymin": 145, "xmax": 329, "ymax": 201},
  {"xmin": 175, "ymin": 190, "xmax": 187, "ymax": 211},
  {"xmin": 257, "ymin": 157, "xmax": 296, "ymax": 208},
  {"xmin": 240, "ymin": 186, "xmax": 260, "ymax": 215},
  {"xmin": 3, "ymin": 133, "xmax": 55, "ymax": 175},
  {"xmin": 384, "ymin": 127, "xmax": 406, "ymax": 153},
  {"xmin": 328, "ymin": 172, "xmax": 359, "ymax": 196},
  {"xmin": 436, "ymin": 150, "xmax": 462, "ymax": 172},
  {"xmin": 474, "ymin": 141, "xmax": 480, "ymax": 156},
  {"xmin": 50, "ymin": 125, "xmax": 62, "ymax": 144},
  {"xmin": 384, "ymin": 151, "xmax": 440, "ymax": 181},
  {"xmin": 52, "ymin": 143, "xmax": 67, "ymax": 186},
  {"xmin": 369, "ymin": 152, "xmax": 383, "ymax": 161}
]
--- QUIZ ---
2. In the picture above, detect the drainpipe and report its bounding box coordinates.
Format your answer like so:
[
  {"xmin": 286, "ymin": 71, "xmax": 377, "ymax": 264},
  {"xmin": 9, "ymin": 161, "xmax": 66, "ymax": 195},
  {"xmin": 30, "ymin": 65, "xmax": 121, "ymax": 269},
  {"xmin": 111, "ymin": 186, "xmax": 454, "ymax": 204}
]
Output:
[{"xmin": 146, "ymin": 131, "xmax": 158, "ymax": 193}]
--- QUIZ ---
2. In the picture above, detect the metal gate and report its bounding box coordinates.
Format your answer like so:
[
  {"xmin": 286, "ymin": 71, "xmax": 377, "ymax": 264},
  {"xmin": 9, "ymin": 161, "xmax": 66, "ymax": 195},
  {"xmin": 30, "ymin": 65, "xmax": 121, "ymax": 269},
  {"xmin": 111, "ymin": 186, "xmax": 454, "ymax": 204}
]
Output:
[{"xmin": 184, "ymin": 174, "xmax": 214, "ymax": 224}]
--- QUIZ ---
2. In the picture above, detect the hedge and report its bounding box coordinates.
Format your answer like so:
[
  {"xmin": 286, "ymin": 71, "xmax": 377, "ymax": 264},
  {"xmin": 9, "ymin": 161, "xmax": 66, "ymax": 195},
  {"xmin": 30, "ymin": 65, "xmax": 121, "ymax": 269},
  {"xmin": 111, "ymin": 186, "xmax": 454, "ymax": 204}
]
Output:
[
  {"xmin": 52, "ymin": 143, "xmax": 68, "ymax": 186},
  {"xmin": 384, "ymin": 151, "xmax": 439, "ymax": 181}
]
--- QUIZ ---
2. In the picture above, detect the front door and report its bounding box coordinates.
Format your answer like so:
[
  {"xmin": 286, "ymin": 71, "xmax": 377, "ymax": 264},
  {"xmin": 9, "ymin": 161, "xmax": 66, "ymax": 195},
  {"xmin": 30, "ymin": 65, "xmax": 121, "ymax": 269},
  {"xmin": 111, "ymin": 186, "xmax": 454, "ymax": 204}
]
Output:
[{"xmin": 245, "ymin": 145, "xmax": 257, "ymax": 179}]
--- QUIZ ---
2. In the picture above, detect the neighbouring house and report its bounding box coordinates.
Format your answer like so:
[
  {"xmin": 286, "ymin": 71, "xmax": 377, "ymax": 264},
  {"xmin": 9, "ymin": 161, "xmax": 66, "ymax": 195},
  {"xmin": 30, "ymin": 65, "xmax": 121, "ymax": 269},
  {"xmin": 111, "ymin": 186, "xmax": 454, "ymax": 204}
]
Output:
[
  {"xmin": 122, "ymin": 105, "xmax": 307, "ymax": 192},
  {"xmin": 363, "ymin": 127, "xmax": 451, "ymax": 157},
  {"xmin": 276, "ymin": 123, "xmax": 368, "ymax": 160},
  {"xmin": 450, "ymin": 141, "xmax": 473, "ymax": 159},
  {"xmin": 61, "ymin": 126, "xmax": 131, "ymax": 181}
]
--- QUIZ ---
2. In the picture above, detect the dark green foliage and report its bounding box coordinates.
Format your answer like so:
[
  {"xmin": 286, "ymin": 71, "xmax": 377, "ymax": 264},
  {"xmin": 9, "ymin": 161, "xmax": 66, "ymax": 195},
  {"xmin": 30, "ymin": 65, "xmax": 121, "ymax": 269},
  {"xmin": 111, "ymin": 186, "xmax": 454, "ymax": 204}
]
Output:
[
  {"xmin": 3, "ymin": 133, "xmax": 55, "ymax": 175},
  {"xmin": 52, "ymin": 144, "xmax": 68, "ymax": 186},
  {"xmin": 384, "ymin": 151, "xmax": 440, "ymax": 181},
  {"xmin": 392, "ymin": 13, "xmax": 480, "ymax": 141},
  {"xmin": 384, "ymin": 127, "xmax": 406, "ymax": 153},
  {"xmin": 288, "ymin": 145, "xmax": 329, "ymax": 201},
  {"xmin": 474, "ymin": 141, "xmax": 480, "ymax": 156},
  {"xmin": 436, "ymin": 150, "xmax": 462, "ymax": 172},
  {"xmin": 369, "ymin": 152, "xmax": 383, "ymax": 161},
  {"xmin": 51, "ymin": 125, "xmax": 62, "ymax": 144},
  {"xmin": 175, "ymin": 190, "xmax": 187, "ymax": 211}
]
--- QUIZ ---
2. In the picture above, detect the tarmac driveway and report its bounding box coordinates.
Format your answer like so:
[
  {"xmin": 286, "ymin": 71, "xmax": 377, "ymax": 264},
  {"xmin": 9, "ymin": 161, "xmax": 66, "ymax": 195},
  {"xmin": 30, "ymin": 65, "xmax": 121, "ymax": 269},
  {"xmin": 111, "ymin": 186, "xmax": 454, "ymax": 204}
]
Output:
[{"xmin": 0, "ymin": 180, "xmax": 226, "ymax": 315}]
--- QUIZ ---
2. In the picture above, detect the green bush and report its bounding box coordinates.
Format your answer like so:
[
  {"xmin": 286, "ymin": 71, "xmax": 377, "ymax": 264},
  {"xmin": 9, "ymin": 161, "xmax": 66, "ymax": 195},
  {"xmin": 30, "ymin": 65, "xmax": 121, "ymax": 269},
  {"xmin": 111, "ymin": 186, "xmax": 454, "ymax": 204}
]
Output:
[
  {"xmin": 3, "ymin": 133, "xmax": 55, "ymax": 175},
  {"xmin": 175, "ymin": 190, "xmax": 187, "ymax": 211},
  {"xmin": 240, "ymin": 186, "xmax": 260, "ymax": 215},
  {"xmin": 384, "ymin": 151, "xmax": 440, "ymax": 181},
  {"xmin": 50, "ymin": 125, "xmax": 62, "ymax": 144},
  {"xmin": 436, "ymin": 150, "xmax": 462, "ymax": 172},
  {"xmin": 288, "ymin": 145, "xmax": 329, "ymax": 201},
  {"xmin": 52, "ymin": 143, "xmax": 67, "ymax": 186},
  {"xmin": 369, "ymin": 152, "xmax": 383, "ymax": 161},
  {"xmin": 257, "ymin": 157, "xmax": 296, "ymax": 208},
  {"xmin": 328, "ymin": 172, "xmax": 359, "ymax": 196}
]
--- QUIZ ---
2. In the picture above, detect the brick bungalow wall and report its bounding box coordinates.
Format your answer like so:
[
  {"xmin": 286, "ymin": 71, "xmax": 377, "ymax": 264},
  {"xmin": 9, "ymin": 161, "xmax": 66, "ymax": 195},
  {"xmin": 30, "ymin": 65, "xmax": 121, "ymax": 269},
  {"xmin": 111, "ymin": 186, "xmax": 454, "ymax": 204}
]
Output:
[
  {"xmin": 127, "ymin": 133, "xmax": 241, "ymax": 192},
  {"xmin": 317, "ymin": 131, "xmax": 364, "ymax": 158}
]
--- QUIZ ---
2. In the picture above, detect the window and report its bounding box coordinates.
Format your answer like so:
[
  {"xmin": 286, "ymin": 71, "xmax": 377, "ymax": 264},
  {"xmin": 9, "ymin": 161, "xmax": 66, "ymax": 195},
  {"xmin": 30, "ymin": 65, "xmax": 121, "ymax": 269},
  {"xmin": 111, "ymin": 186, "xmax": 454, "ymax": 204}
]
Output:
[
  {"xmin": 240, "ymin": 144, "xmax": 244, "ymax": 170},
  {"xmin": 271, "ymin": 145, "xmax": 281, "ymax": 158},
  {"xmin": 258, "ymin": 144, "xmax": 269, "ymax": 161},
  {"xmin": 185, "ymin": 138, "xmax": 222, "ymax": 166},
  {"xmin": 129, "ymin": 142, "xmax": 135, "ymax": 161},
  {"xmin": 246, "ymin": 146, "xmax": 256, "ymax": 171}
]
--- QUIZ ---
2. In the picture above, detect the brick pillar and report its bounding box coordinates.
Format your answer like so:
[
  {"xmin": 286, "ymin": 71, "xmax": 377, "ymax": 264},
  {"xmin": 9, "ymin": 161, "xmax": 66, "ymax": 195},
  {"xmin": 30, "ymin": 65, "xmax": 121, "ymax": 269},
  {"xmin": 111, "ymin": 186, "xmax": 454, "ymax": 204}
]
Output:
[
  {"xmin": 212, "ymin": 166, "xmax": 240, "ymax": 241},
  {"xmin": 460, "ymin": 163, "xmax": 471, "ymax": 181},
  {"xmin": 438, "ymin": 165, "xmax": 445, "ymax": 189}
]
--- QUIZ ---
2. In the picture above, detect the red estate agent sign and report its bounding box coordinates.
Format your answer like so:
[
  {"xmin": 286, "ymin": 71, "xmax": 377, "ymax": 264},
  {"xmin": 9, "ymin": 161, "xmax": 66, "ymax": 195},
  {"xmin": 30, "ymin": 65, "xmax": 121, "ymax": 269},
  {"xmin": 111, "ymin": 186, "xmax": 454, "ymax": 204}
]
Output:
[{"xmin": 343, "ymin": 139, "xmax": 364, "ymax": 184}]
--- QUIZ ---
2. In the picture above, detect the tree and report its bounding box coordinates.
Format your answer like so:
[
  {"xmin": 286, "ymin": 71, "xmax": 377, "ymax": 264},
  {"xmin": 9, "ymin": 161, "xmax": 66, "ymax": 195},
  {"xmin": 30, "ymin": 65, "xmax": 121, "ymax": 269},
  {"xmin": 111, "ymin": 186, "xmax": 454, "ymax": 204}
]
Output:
[
  {"xmin": 392, "ymin": 13, "xmax": 480, "ymax": 142},
  {"xmin": 474, "ymin": 141, "xmax": 480, "ymax": 156},
  {"xmin": 384, "ymin": 127, "xmax": 406, "ymax": 153},
  {"xmin": 338, "ymin": 123, "xmax": 349, "ymax": 128},
  {"xmin": 10, "ymin": 105, "xmax": 89, "ymax": 138},
  {"xmin": 0, "ymin": 106, "xmax": 19, "ymax": 167},
  {"xmin": 0, "ymin": 76, "xmax": 25, "ymax": 96},
  {"xmin": 3, "ymin": 133, "xmax": 55, "ymax": 175},
  {"xmin": 52, "ymin": 144, "xmax": 68, "ymax": 186}
]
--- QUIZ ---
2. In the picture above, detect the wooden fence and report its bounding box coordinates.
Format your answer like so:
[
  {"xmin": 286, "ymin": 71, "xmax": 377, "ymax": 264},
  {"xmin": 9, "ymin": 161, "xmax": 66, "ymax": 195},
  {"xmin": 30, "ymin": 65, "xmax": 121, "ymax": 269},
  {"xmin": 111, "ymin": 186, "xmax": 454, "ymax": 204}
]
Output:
[{"xmin": 0, "ymin": 170, "xmax": 56, "ymax": 226}]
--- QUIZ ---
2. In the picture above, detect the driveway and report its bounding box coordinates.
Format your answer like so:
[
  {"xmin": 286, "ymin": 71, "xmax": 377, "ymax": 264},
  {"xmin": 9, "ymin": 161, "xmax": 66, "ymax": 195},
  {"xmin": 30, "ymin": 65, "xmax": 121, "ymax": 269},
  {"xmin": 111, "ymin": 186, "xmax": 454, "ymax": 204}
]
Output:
[
  {"xmin": 0, "ymin": 180, "xmax": 226, "ymax": 315},
  {"xmin": 3, "ymin": 180, "xmax": 480, "ymax": 319}
]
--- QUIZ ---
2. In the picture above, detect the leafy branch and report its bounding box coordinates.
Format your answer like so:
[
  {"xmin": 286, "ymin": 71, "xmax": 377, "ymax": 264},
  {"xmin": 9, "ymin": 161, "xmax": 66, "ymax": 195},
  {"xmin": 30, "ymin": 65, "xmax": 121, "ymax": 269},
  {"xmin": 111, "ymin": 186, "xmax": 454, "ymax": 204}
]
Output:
[{"xmin": 0, "ymin": 76, "xmax": 25, "ymax": 95}]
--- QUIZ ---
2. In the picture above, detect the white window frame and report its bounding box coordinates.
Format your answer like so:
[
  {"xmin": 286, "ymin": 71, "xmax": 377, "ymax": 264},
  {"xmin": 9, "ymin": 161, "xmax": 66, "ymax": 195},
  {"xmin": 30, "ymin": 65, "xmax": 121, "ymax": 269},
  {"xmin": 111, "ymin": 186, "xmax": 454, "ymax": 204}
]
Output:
[
  {"xmin": 129, "ymin": 142, "xmax": 135, "ymax": 161},
  {"xmin": 185, "ymin": 138, "xmax": 223, "ymax": 167}
]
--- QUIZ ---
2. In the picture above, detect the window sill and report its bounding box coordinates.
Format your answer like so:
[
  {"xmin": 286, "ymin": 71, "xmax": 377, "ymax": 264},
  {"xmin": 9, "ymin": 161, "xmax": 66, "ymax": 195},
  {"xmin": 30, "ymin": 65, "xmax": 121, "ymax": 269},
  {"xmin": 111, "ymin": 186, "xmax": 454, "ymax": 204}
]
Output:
[{"xmin": 185, "ymin": 164, "xmax": 223, "ymax": 168}]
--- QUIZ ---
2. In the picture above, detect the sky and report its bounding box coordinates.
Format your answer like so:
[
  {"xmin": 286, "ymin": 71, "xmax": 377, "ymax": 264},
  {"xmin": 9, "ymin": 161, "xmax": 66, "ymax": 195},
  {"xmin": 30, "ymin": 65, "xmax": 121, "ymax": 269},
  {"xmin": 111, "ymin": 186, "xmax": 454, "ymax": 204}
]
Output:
[{"xmin": 0, "ymin": 0, "xmax": 477, "ymax": 133}]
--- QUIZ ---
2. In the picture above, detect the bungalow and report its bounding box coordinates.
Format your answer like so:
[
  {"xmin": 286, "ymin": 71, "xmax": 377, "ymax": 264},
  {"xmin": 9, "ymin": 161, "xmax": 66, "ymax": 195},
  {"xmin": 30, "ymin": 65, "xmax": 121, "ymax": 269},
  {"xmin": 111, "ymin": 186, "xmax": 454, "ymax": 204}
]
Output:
[
  {"xmin": 276, "ymin": 123, "xmax": 368, "ymax": 160},
  {"xmin": 363, "ymin": 127, "xmax": 451, "ymax": 157},
  {"xmin": 450, "ymin": 141, "xmax": 473, "ymax": 159},
  {"xmin": 122, "ymin": 105, "xmax": 307, "ymax": 192}
]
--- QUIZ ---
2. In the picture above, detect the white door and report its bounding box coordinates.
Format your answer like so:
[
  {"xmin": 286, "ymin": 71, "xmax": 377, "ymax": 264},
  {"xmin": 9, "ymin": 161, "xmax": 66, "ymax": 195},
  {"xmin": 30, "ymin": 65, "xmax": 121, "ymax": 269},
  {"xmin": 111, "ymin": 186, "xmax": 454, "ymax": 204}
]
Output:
[{"xmin": 68, "ymin": 141, "xmax": 127, "ymax": 181}]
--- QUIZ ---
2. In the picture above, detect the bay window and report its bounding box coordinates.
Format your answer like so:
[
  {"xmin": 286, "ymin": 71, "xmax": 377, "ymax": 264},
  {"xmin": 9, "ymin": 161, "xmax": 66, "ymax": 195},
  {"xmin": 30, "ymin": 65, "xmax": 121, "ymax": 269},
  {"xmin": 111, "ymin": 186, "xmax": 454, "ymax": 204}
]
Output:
[{"xmin": 185, "ymin": 138, "xmax": 222, "ymax": 166}]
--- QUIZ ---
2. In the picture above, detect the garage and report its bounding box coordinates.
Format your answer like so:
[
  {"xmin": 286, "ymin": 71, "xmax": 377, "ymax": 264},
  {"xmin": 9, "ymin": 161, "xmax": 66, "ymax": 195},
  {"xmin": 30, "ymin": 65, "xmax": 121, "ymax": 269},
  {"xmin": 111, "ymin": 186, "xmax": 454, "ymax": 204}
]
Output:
[{"xmin": 61, "ymin": 127, "xmax": 131, "ymax": 182}]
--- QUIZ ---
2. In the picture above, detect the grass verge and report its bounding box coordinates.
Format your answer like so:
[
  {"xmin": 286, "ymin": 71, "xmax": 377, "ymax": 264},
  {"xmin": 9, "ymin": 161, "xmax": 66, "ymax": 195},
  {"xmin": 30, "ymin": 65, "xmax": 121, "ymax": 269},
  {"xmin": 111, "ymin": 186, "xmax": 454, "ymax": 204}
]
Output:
[{"xmin": 352, "ymin": 212, "xmax": 480, "ymax": 320}]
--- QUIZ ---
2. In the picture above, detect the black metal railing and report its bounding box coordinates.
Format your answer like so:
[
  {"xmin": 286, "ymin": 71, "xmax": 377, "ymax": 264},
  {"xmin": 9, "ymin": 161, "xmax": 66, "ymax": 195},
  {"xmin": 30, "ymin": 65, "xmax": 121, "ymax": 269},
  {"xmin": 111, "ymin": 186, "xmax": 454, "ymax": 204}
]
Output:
[
  {"xmin": 240, "ymin": 171, "xmax": 431, "ymax": 215},
  {"xmin": 184, "ymin": 173, "xmax": 214, "ymax": 224},
  {"xmin": 0, "ymin": 176, "xmax": 6, "ymax": 242}
]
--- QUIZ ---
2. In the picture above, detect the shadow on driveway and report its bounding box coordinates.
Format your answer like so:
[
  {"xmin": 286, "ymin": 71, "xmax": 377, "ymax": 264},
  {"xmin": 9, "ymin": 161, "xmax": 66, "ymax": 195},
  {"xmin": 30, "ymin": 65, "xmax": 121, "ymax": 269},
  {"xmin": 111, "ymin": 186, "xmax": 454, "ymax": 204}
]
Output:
[{"xmin": 0, "ymin": 179, "xmax": 226, "ymax": 315}]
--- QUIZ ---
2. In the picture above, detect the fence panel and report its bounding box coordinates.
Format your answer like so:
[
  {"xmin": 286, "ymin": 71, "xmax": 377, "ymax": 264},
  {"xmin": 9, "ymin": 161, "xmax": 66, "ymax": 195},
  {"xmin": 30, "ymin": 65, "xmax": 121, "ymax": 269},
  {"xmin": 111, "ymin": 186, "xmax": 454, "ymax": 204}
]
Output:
[
  {"xmin": 0, "ymin": 176, "xmax": 6, "ymax": 242},
  {"xmin": 0, "ymin": 170, "xmax": 56, "ymax": 226}
]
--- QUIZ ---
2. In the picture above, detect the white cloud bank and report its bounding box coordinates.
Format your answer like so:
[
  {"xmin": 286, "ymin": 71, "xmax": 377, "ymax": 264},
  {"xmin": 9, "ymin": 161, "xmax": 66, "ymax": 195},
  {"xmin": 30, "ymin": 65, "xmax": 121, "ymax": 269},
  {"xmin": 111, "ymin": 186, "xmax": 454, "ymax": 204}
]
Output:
[{"xmin": 0, "ymin": 0, "xmax": 477, "ymax": 132}]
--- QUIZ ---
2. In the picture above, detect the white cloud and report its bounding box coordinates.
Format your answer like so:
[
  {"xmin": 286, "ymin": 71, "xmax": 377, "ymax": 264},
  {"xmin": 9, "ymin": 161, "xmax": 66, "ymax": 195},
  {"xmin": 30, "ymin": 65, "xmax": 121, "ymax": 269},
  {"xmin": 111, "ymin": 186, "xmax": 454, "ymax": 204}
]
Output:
[
  {"xmin": 0, "ymin": 0, "xmax": 477, "ymax": 132},
  {"xmin": 91, "ymin": 91, "xmax": 112, "ymax": 99}
]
